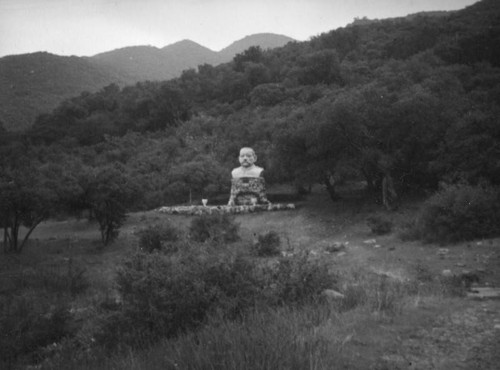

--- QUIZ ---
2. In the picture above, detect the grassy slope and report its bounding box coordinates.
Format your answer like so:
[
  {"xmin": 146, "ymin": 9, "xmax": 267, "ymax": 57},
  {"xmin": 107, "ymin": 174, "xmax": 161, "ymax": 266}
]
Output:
[{"xmin": 4, "ymin": 186, "xmax": 500, "ymax": 369}]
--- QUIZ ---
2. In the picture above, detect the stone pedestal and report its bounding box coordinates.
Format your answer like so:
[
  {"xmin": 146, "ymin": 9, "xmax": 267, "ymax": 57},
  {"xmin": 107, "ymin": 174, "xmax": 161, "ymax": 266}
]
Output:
[{"xmin": 230, "ymin": 177, "xmax": 270, "ymax": 205}]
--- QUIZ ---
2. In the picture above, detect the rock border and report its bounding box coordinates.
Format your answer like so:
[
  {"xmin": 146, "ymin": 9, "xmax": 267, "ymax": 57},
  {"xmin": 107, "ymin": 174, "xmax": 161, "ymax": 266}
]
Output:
[{"xmin": 157, "ymin": 203, "xmax": 296, "ymax": 215}]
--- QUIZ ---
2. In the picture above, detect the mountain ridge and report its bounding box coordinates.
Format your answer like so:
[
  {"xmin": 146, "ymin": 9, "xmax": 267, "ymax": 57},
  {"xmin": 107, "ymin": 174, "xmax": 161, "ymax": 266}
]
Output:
[{"xmin": 0, "ymin": 33, "xmax": 295, "ymax": 131}]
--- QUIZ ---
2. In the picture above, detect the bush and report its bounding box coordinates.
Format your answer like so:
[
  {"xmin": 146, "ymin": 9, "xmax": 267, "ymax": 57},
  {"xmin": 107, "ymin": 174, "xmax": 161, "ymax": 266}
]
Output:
[
  {"xmin": 366, "ymin": 215, "xmax": 393, "ymax": 235},
  {"xmin": 251, "ymin": 231, "xmax": 281, "ymax": 257},
  {"xmin": 416, "ymin": 184, "xmax": 500, "ymax": 243},
  {"xmin": 137, "ymin": 223, "xmax": 181, "ymax": 253},
  {"xmin": 189, "ymin": 214, "xmax": 240, "ymax": 244},
  {"xmin": 97, "ymin": 247, "xmax": 339, "ymax": 350},
  {"xmin": 98, "ymin": 250, "xmax": 259, "ymax": 349},
  {"xmin": 0, "ymin": 293, "xmax": 73, "ymax": 367},
  {"xmin": 398, "ymin": 219, "xmax": 422, "ymax": 241},
  {"xmin": 263, "ymin": 252, "xmax": 337, "ymax": 305}
]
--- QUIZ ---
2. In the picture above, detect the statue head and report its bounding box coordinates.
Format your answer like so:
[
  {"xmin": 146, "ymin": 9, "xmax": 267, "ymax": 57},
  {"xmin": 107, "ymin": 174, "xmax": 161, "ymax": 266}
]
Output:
[{"xmin": 238, "ymin": 147, "xmax": 257, "ymax": 168}]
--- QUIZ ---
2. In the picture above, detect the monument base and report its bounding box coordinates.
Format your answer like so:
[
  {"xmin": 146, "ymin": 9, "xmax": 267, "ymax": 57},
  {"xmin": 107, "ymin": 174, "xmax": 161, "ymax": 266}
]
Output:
[{"xmin": 157, "ymin": 203, "xmax": 295, "ymax": 215}]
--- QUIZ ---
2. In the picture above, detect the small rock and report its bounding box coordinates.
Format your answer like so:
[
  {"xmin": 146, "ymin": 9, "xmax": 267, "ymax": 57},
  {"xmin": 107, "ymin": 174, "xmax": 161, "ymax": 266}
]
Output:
[
  {"xmin": 363, "ymin": 239, "xmax": 377, "ymax": 244},
  {"xmin": 442, "ymin": 269, "xmax": 453, "ymax": 277},
  {"xmin": 374, "ymin": 244, "xmax": 381, "ymax": 248},
  {"xmin": 281, "ymin": 251, "xmax": 294, "ymax": 257},
  {"xmin": 494, "ymin": 324, "xmax": 500, "ymax": 330},
  {"xmin": 336, "ymin": 252, "xmax": 347, "ymax": 257},
  {"xmin": 325, "ymin": 242, "xmax": 346, "ymax": 253},
  {"xmin": 477, "ymin": 241, "xmax": 483, "ymax": 246},
  {"xmin": 467, "ymin": 287, "xmax": 500, "ymax": 300},
  {"xmin": 388, "ymin": 246, "xmax": 396, "ymax": 251},
  {"xmin": 322, "ymin": 289, "xmax": 345, "ymax": 300},
  {"xmin": 437, "ymin": 248, "xmax": 449, "ymax": 255}
]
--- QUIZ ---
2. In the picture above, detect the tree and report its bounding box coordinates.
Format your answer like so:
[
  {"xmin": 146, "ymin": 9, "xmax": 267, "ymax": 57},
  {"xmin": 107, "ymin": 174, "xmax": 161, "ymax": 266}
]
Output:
[
  {"xmin": 296, "ymin": 50, "xmax": 343, "ymax": 85},
  {"xmin": 233, "ymin": 46, "xmax": 264, "ymax": 72},
  {"xmin": 77, "ymin": 165, "xmax": 139, "ymax": 245},
  {"xmin": 147, "ymin": 83, "xmax": 191, "ymax": 131},
  {"xmin": 165, "ymin": 156, "xmax": 227, "ymax": 205},
  {"xmin": 0, "ymin": 165, "xmax": 58, "ymax": 253}
]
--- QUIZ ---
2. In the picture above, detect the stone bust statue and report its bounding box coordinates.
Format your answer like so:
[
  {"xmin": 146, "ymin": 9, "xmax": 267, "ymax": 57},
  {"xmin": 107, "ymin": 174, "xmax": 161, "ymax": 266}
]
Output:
[{"xmin": 228, "ymin": 147, "xmax": 271, "ymax": 206}]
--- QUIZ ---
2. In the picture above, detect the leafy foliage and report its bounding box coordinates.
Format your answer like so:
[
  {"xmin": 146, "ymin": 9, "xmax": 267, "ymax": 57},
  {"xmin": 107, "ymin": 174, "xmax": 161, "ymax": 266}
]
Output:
[
  {"xmin": 251, "ymin": 231, "xmax": 281, "ymax": 257},
  {"xmin": 2, "ymin": 0, "xmax": 500, "ymax": 218},
  {"xmin": 189, "ymin": 214, "xmax": 240, "ymax": 244},
  {"xmin": 263, "ymin": 252, "xmax": 336, "ymax": 306},
  {"xmin": 97, "ymin": 245, "xmax": 336, "ymax": 350},
  {"xmin": 366, "ymin": 215, "xmax": 393, "ymax": 235},
  {"xmin": 0, "ymin": 294, "xmax": 72, "ymax": 367},
  {"xmin": 0, "ymin": 163, "xmax": 59, "ymax": 253},
  {"xmin": 99, "ymin": 250, "xmax": 260, "ymax": 348},
  {"xmin": 137, "ymin": 223, "xmax": 181, "ymax": 253},
  {"xmin": 83, "ymin": 166, "xmax": 139, "ymax": 245},
  {"xmin": 416, "ymin": 183, "xmax": 500, "ymax": 243}
]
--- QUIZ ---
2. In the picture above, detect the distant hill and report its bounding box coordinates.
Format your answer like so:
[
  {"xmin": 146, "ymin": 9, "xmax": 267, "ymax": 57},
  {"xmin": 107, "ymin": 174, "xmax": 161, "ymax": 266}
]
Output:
[
  {"xmin": 90, "ymin": 34, "xmax": 295, "ymax": 83},
  {"xmin": 217, "ymin": 33, "xmax": 295, "ymax": 61},
  {"xmin": 0, "ymin": 33, "xmax": 295, "ymax": 131},
  {"xmin": 0, "ymin": 52, "xmax": 132, "ymax": 131},
  {"xmin": 90, "ymin": 40, "xmax": 219, "ymax": 83}
]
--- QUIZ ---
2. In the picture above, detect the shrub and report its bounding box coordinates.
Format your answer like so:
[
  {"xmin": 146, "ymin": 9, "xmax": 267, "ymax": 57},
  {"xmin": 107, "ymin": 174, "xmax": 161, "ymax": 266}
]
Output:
[
  {"xmin": 98, "ymin": 250, "xmax": 259, "ymax": 349},
  {"xmin": 201, "ymin": 255, "xmax": 262, "ymax": 319},
  {"xmin": 98, "ymin": 252, "xmax": 213, "ymax": 349},
  {"xmin": 251, "ymin": 231, "xmax": 281, "ymax": 257},
  {"xmin": 263, "ymin": 252, "xmax": 337, "ymax": 305},
  {"xmin": 366, "ymin": 215, "xmax": 393, "ymax": 235},
  {"xmin": 189, "ymin": 214, "xmax": 240, "ymax": 244},
  {"xmin": 137, "ymin": 223, "xmax": 181, "ymax": 253},
  {"xmin": 0, "ymin": 293, "xmax": 73, "ymax": 367},
  {"xmin": 97, "ymin": 247, "xmax": 339, "ymax": 350},
  {"xmin": 398, "ymin": 219, "xmax": 422, "ymax": 241},
  {"xmin": 18, "ymin": 261, "xmax": 89, "ymax": 297},
  {"xmin": 417, "ymin": 184, "xmax": 500, "ymax": 243}
]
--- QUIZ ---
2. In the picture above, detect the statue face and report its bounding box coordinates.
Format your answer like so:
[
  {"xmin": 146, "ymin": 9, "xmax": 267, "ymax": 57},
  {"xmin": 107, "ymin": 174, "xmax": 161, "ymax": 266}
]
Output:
[{"xmin": 239, "ymin": 148, "xmax": 256, "ymax": 168}]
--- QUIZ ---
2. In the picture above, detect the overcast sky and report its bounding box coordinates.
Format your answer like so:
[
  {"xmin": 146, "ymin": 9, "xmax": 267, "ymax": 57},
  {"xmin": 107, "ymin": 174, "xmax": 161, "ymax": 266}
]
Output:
[{"xmin": 0, "ymin": 0, "xmax": 478, "ymax": 58}]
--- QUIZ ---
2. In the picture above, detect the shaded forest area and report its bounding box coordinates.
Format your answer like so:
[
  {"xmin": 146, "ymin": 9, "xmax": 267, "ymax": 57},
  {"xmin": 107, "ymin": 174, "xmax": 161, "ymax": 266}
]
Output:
[{"xmin": 1, "ymin": 0, "xmax": 500, "ymax": 250}]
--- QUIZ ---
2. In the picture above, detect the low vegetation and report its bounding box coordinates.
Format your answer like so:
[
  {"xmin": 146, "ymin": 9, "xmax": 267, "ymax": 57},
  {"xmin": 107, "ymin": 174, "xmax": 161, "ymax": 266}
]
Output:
[
  {"xmin": 404, "ymin": 184, "xmax": 500, "ymax": 243},
  {"xmin": 251, "ymin": 230, "xmax": 281, "ymax": 256},
  {"xmin": 1, "ymin": 202, "xmax": 482, "ymax": 370}
]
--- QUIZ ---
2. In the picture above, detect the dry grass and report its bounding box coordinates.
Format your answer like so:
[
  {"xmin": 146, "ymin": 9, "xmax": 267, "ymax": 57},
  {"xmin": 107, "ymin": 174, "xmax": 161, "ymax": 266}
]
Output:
[{"xmin": 3, "ymin": 187, "xmax": 500, "ymax": 369}]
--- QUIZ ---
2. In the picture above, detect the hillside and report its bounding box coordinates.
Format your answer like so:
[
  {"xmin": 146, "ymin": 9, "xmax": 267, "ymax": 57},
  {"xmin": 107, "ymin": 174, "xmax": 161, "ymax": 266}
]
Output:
[
  {"xmin": 0, "ymin": 52, "xmax": 132, "ymax": 131},
  {"xmin": 91, "ymin": 34, "xmax": 296, "ymax": 83},
  {"xmin": 91, "ymin": 40, "xmax": 219, "ymax": 83},
  {"xmin": 217, "ymin": 33, "xmax": 295, "ymax": 61},
  {"xmin": 0, "ymin": 34, "xmax": 294, "ymax": 131}
]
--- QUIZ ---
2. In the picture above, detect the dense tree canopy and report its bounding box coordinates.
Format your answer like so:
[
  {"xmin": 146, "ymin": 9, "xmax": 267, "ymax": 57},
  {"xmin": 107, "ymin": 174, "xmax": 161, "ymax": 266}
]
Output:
[{"xmin": 1, "ymin": 0, "xmax": 499, "ymax": 233}]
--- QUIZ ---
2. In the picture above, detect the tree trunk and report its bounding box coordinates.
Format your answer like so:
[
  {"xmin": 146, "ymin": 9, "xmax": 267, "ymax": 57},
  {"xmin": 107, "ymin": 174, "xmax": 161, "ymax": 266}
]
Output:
[
  {"xmin": 382, "ymin": 173, "xmax": 398, "ymax": 211},
  {"xmin": 362, "ymin": 169, "xmax": 377, "ymax": 194},
  {"xmin": 3, "ymin": 227, "xmax": 7, "ymax": 253},
  {"xmin": 18, "ymin": 220, "xmax": 42, "ymax": 253},
  {"xmin": 324, "ymin": 174, "xmax": 340, "ymax": 202}
]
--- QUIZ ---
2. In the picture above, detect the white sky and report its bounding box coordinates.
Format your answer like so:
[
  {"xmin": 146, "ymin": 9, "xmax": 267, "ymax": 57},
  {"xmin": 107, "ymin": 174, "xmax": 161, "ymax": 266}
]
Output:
[{"xmin": 0, "ymin": 0, "xmax": 479, "ymax": 57}]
